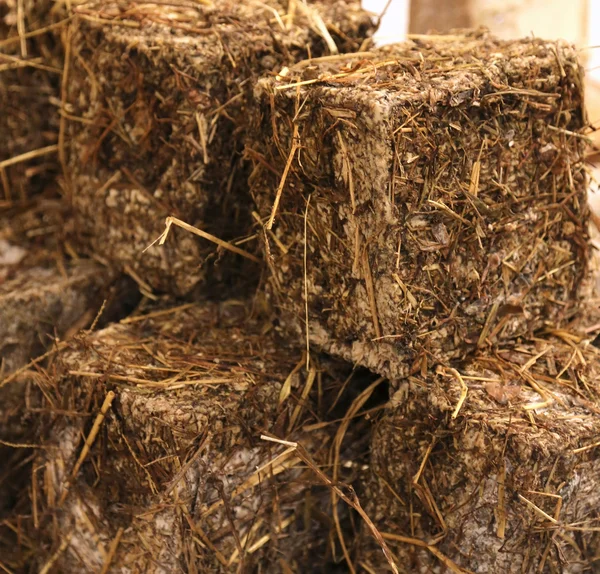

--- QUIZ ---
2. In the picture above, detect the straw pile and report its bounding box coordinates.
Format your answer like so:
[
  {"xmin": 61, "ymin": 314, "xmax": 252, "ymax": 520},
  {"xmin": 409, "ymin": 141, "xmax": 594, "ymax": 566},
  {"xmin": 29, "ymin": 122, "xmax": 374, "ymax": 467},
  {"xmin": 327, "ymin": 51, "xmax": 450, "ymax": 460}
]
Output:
[
  {"xmin": 66, "ymin": 0, "xmax": 375, "ymax": 296},
  {"xmin": 249, "ymin": 31, "xmax": 589, "ymax": 379},
  {"xmin": 0, "ymin": 0, "xmax": 63, "ymax": 200},
  {"xmin": 19, "ymin": 302, "xmax": 379, "ymax": 573},
  {"xmin": 358, "ymin": 329, "xmax": 600, "ymax": 572}
]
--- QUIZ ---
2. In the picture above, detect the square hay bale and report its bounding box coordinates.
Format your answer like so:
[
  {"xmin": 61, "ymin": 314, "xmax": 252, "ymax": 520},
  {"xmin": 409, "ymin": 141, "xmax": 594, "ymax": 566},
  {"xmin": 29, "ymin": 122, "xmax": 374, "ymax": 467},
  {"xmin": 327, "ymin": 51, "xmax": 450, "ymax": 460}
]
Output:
[
  {"xmin": 358, "ymin": 331, "xmax": 600, "ymax": 573},
  {"xmin": 66, "ymin": 0, "xmax": 375, "ymax": 296},
  {"xmin": 0, "ymin": 200, "xmax": 132, "ymax": 527},
  {"xmin": 0, "ymin": 200, "xmax": 123, "ymax": 383},
  {"xmin": 0, "ymin": 0, "xmax": 64, "ymax": 199},
  {"xmin": 0, "ymin": 200, "xmax": 120, "ymax": 376},
  {"xmin": 248, "ymin": 31, "xmax": 590, "ymax": 379},
  {"xmin": 29, "ymin": 302, "xmax": 377, "ymax": 573}
]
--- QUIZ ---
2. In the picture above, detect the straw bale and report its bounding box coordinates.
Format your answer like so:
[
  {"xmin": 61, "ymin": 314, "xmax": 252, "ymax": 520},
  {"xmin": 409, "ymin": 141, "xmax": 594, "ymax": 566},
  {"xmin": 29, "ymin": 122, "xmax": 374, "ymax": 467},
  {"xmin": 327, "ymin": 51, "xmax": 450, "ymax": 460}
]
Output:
[
  {"xmin": 0, "ymin": 198, "xmax": 136, "ymax": 539},
  {"xmin": 358, "ymin": 331, "xmax": 600, "ymax": 573},
  {"xmin": 28, "ymin": 302, "xmax": 375, "ymax": 573},
  {"xmin": 0, "ymin": 0, "xmax": 63, "ymax": 199},
  {"xmin": 0, "ymin": 200, "xmax": 120, "ymax": 375},
  {"xmin": 66, "ymin": 0, "xmax": 375, "ymax": 296},
  {"xmin": 248, "ymin": 31, "xmax": 589, "ymax": 379}
]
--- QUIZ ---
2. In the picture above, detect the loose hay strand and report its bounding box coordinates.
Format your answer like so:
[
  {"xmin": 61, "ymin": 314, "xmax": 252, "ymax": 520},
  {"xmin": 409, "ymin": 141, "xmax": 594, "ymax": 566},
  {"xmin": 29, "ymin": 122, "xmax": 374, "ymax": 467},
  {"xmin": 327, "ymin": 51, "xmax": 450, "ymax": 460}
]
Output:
[
  {"xmin": 261, "ymin": 435, "xmax": 400, "ymax": 574},
  {"xmin": 0, "ymin": 145, "xmax": 59, "ymax": 169},
  {"xmin": 146, "ymin": 216, "xmax": 260, "ymax": 263},
  {"xmin": 303, "ymin": 193, "xmax": 312, "ymax": 369},
  {"xmin": 99, "ymin": 528, "xmax": 124, "ymax": 574},
  {"xmin": 446, "ymin": 367, "xmax": 468, "ymax": 420},
  {"xmin": 266, "ymin": 123, "xmax": 300, "ymax": 230},
  {"xmin": 59, "ymin": 391, "xmax": 115, "ymax": 504},
  {"xmin": 330, "ymin": 377, "xmax": 387, "ymax": 573}
]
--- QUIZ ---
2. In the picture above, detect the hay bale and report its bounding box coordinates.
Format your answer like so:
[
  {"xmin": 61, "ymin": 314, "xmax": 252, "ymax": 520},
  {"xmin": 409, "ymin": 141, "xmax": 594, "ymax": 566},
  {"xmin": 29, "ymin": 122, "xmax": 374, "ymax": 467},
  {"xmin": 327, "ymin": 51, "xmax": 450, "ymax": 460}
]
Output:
[
  {"xmin": 66, "ymin": 0, "xmax": 375, "ymax": 296},
  {"xmin": 0, "ymin": 0, "xmax": 64, "ymax": 199},
  {"xmin": 0, "ymin": 197, "xmax": 134, "ymax": 381},
  {"xmin": 0, "ymin": 253, "xmax": 110, "ymax": 515},
  {"xmin": 0, "ymin": 199, "xmax": 134, "ymax": 538},
  {"xmin": 0, "ymin": 200, "xmax": 121, "ymax": 375},
  {"xmin": 358, "ymin": 331, "xmax": 600, "ymax": 573},
  {"xmin": 248, "ymin": 31, "xmax": 589, "ymax": 379},
  {"xmin": 28, "ymin": 302, "xmax": 376, "ymax": 573}
]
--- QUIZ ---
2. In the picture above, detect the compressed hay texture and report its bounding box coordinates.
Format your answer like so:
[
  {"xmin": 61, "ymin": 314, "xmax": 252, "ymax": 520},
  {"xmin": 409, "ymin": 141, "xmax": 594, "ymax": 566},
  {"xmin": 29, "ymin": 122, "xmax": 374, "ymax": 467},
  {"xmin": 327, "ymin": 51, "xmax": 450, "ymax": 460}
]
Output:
[
  {"xmin": 0, "ymin": 198, "xmax": 131, "ymax": 541},
  {"xmin": 0, "ymin": 200, "xmax": 118, "ymax": 375},
  {"xmin": 358, "ymin": 331, "xmax": 600, "ymax": 573},
  {"xmin": 249, "ymin": 31, "xmax": 590, "ymax": 380},
  {"xmin": 0, "ymin": 0, "xmax": 64, "ymax": 200},
  {"xmin": 0, "ymin": 256, "xmax": 107, "ymax": 517},
  {"xmin": 26, "ymin": 302, "xmax": 371, "ymax": 573},
  {"xmin": 66, "ymin": 0, "xmax": 375, "ymax": 296}
]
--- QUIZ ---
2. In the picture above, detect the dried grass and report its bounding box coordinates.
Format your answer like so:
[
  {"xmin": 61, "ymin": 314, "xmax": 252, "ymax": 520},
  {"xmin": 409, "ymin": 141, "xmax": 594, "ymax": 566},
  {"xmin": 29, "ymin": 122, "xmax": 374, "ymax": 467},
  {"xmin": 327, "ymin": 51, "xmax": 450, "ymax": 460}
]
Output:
[
  {"xmin": 65, "ymin": 0, "xmax": 375, "ymax": 296},
  {"xmin": 0, "ymin": 0, "xmax": 66, "ymax": 202},
  {"xmin": 1, "ymin": 11, "xmax": 599, "ymax": 574},
  {"xmin": 1, "ymin": 301, "xmax": 385, "ymax": 573},
  {"xmin": 248, "ymin": 30, "xmax": 590, "ymax": 380},
  {"xmin": 0, "ymin": 199, "xmax": 120, "ymax": 377},
  {"xmin": 359, "ymin": 328, "xmax": 600, "ymax": 572}
]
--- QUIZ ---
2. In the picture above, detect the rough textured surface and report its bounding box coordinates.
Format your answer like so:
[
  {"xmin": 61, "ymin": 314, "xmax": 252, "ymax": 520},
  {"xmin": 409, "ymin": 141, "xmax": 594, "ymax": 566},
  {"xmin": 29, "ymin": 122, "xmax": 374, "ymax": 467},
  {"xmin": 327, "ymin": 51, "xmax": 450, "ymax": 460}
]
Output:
[
  {"xmin": 359, "ymin": 331, "xmax": 600, "ymax": 573},
  {"xmin": 0, "ymin": 198, "xmax": 136, "ymax": 550},
  {"xmin": 249, "ymin": 31, "xmax": 589, "ymax": 379},
  {"xmin": 0, "ymin": 201, "xmax": 117, "ymax": 375},
  {"xmin": 0, "ymin": 0, "xmax": 63, "ymax": 199},
  {"xmin": 22, "ymin": 302, "xmax": 376, "ymax": 573},
  {"xmin": 67, "ymin": 0, "xmax": 375, "ymax": 296}
]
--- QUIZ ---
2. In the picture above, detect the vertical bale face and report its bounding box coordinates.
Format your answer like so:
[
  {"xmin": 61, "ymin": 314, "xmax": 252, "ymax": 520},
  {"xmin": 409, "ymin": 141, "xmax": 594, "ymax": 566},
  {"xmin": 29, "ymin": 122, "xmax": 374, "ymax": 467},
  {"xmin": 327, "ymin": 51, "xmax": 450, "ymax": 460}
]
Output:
[
  {"xmin": 66, "ymin": 1, "xmax": 375, "ymax": 296},
  {"xmin": 0, "ymin": 0, "xmax": 63, "ymax": 199},
  {"xmin": 249, "ymin": 33, "xmax": 589, "ymax": 379},
  {"xmin": 359, "ymin": 334, "xmax": 600, "ymax": 573},
  {"xmin": 30, "ymin": 303, "xmax": 377, "ymax": 573},
  {"xmin": 0, "ymin": 199, "xmax": 135, "ymax": 529}
]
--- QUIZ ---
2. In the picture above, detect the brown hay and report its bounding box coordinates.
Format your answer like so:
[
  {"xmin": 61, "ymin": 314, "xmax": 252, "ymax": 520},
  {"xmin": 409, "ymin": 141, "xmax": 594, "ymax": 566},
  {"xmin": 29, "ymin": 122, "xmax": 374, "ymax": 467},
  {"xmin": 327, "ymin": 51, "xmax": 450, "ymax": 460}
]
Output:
[
  {"xmin": 0, "ymin": 0, "xmax": 66, "ymax": 201},
  {"xmin": 65, "ymin": 0, "xmax": 375, "ymax": 296},
  {"xmin": 0, "ymin": 200, "xmax": 120, "ymax": 377},
  {"xmin": 359, "ymin": 329, "xmax": 600, "ymax": 572},
  {"xmin": 5, "ymin": 301, "xmax": 384, "ymax": 573},
  {"xmin": 248, "ymin": 30, "xmax": 590, "ymax": 380}
]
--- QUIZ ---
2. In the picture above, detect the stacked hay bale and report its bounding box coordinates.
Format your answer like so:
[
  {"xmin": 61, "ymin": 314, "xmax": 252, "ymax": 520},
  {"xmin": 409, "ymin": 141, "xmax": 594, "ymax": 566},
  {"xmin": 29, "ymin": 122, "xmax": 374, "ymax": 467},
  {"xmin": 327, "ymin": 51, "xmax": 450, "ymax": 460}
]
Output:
[
  {"xmin": 28, "ymin": 302, "xmax": 377, "ymax": 573},
  {"xmin": 66, "ymin": 0, "xmax": 375, "ymax": 296},
  {"xmin": 248, "ymin": 30, "xmax": 589, "ymax": 380},
  {"xmin": 1, "ymin": 5, "xmax": 598, "ymax": 574},
  {"xmin": 0, "ymin": 197, "xmax": 136, "ymax": 562},
  {"xmin": 247, "ymin": 30, "xmax": 598, "ymax": 572},
  {"xmin": 0, "ymin": 200, "xmax": 122, "ymax": 376},
  {"xmin": 0, "ymin": 0, "xmax": 64, "ymax": 200},
  {"xmin": 1, "ymin": 3, "xmax": 381, "ymax": 572},
  {"xmin": 358, "ymin": 331, "xmax": 600, "ymax": 572}
]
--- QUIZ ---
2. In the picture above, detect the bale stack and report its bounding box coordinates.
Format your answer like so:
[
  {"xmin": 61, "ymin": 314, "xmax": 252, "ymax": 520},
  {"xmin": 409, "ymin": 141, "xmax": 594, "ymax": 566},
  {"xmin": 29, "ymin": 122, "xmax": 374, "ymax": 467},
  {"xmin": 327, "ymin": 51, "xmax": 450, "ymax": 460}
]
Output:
[
  {"xmin": 28, "ymin": 302, "xmax": 377, "ymax": 573},
  {"xmin": 1, "ymin": 7, "xmax": 598, "ymax": 574},
  {"xmin": 248, "ymin": 31, "xmax": 589, "ymax": 379},
  {"xmin": 0, "ymin": 0, "xmax": 64, "ymax": 200},
  {"xmin": 358, "ymin": 330, "xmax": 600, "ymax": 573},
  {"xmin": 66, "ymin": 0, "xmax": 375, "ymax": 296}
]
